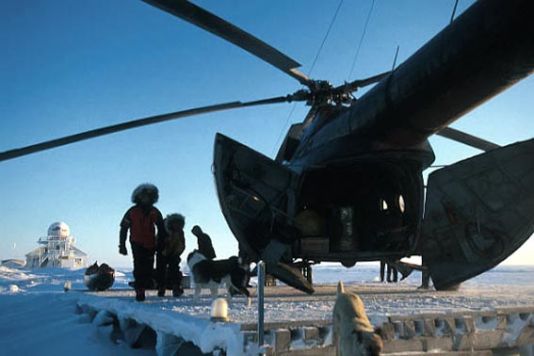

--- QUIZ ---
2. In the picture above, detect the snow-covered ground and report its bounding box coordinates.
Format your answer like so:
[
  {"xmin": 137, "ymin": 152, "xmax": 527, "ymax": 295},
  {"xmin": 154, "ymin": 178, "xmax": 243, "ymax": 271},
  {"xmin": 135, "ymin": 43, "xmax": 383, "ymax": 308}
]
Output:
[
  {"xmin": 0, "ymin": 266, "xmax": 152, "ymax": 355},
  {"xmin": 1, "ymin": 264, "xmax": 534, "ymax": 355}
]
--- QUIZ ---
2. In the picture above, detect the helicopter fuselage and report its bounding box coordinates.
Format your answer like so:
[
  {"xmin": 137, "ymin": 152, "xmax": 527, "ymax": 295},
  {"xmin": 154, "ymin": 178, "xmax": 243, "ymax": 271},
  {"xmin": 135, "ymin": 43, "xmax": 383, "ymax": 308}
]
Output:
[{"xmin": 213, "ymin": 0, "xmax": 534, "ymax": 293}]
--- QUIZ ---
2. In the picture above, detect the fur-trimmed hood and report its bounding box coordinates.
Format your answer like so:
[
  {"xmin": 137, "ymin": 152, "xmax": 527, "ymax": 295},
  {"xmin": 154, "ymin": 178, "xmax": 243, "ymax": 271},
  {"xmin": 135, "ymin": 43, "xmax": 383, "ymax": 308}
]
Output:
[
  {"xmin": 131, "ymin": 183, "xmax": 159, "ymax": 205},
  {"xmin": 165, "ymin": 213, "xmax": 185, "ymax": 233}
]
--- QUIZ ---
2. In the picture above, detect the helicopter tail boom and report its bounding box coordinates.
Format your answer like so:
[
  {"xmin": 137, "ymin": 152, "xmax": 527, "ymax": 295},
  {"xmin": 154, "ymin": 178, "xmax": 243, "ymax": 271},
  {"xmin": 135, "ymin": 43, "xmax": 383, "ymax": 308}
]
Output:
[{"xmin": 344, "ymin": 0, "xmax": 534, "ymax": 148}]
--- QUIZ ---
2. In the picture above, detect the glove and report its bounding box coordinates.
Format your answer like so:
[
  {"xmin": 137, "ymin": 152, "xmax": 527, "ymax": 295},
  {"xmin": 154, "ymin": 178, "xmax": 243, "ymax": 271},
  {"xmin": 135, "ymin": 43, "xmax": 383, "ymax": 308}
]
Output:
[{"xmin": 119, "ymin": 244, "xmax": 127, "ymax": 256}]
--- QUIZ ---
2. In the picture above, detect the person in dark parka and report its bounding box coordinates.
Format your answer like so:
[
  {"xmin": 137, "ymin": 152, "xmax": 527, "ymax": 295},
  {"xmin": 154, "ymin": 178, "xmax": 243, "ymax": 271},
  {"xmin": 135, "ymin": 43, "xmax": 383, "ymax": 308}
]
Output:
[
  {"xmin": 191, "ymin": 225, "xmax": 216, "ymax": 260},
  {"xmin": 156, "ymin": 213, "xmax": 186, "ymax": 297},
  {"xmin": 380, "ymin": 259, "xmax": 398, "ymax": 283},
  {"xmin": 119, "ymin": 183, "xmax": 165, "ymax": 302}
]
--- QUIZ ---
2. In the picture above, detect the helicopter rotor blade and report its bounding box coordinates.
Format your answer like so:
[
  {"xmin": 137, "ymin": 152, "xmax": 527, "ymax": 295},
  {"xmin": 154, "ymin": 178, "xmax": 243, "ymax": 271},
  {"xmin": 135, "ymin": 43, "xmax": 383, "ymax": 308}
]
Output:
[
  {"xmin": 336, "ymin": 70, "xmax": 391, "ymax": 93},
  {"xmin": 143, "ymin": 0, "xmax": 311, "ymax": 86},
  {"xmin": 0, "ymin": 94, "xmax": 305, "ymax": 162},
  {"xmin": 349, "ymin": 70, "xmax": 391, "ymax": 89},
  {"xmin": 436, "ymin": 127, "xmax": 500, "ymax": 151}
]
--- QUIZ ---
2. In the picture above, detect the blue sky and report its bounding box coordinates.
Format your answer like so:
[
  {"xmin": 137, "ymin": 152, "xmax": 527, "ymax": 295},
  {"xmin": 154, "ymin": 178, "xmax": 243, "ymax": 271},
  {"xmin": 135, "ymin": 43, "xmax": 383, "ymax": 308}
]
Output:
[{"xmin": 1, "ymin": 0, "xmax": 533, "ymax": 268}]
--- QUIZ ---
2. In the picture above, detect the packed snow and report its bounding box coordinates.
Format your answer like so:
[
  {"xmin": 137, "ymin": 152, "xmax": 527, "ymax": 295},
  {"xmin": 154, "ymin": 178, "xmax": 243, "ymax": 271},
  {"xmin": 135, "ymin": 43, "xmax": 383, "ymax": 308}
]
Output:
[{"xmin": 1, "ymin": 264, "xmax": 534, "ymax": 355}]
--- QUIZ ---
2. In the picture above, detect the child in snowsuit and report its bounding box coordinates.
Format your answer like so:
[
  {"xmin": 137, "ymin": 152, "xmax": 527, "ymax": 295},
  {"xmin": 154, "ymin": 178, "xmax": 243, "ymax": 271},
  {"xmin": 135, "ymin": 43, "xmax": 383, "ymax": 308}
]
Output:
[
  {"xmin": 156, "ymin": 213, "xmax": 186, "ymax": 297},
  {"xmin": 119, "ymin": 183, "xmax": 165, "ymax": 302}
]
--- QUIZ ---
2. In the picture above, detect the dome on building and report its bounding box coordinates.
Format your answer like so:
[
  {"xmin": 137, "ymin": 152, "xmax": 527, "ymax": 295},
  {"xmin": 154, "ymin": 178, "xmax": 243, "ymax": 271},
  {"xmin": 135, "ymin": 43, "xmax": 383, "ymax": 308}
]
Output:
[
  {"xmin": 26, "ymin": 221, "xmax": 86, "ymax": 269},
  {"xmin": 47, "ymin": 222, "xmax": 70, "ymax": 240}
]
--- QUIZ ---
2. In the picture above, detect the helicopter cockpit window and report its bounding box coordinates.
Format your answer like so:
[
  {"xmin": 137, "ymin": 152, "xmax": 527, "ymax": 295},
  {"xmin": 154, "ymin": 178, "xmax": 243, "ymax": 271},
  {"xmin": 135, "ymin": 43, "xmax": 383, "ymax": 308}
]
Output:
[{"xmin": 398, "ymin": 194, "xmax": 405, "ymax": 213}]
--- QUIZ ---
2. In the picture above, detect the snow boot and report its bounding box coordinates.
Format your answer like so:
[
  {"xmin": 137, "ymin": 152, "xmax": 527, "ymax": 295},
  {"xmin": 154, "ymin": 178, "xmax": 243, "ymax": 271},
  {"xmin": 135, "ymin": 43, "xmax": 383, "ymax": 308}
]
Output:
[
  {"xmin": 135, "ymin": 288, "xmax": 146, "ymax": 302},
  {"xmin": 158, "ymin": 287, "xmax": 166, "ymax": 297},
  {"xmin": 172, "ymin": 285, "xmax": 184, "ymax": 297}
]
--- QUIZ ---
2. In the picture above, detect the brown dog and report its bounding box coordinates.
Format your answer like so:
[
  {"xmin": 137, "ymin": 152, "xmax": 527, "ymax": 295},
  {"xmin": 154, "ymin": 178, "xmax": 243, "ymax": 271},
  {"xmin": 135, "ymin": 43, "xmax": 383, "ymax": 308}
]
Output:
[{"xmin": 333, "ymin": 281, "xmax": 383, "ymax": 356}]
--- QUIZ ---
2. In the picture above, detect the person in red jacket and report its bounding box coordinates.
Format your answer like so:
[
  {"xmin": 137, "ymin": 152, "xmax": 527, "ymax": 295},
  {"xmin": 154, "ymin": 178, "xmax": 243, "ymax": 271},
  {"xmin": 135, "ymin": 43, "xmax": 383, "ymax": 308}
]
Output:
[{"xmin": 119, "ymin": 183, "xmax": 165, "ymax": 302}]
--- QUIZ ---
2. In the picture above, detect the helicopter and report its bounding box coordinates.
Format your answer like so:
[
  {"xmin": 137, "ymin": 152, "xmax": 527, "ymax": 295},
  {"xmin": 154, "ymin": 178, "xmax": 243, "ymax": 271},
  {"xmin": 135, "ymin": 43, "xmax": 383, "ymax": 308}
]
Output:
[{"xmin": 1, "ymin": 0, "xmax": 533, "ymax": 294}]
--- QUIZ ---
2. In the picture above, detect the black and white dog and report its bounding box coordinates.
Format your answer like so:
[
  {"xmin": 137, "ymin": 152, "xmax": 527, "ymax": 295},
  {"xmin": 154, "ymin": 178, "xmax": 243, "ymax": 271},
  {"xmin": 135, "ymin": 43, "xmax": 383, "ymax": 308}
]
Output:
[{"xmin": 187, "ymin": 250, "xmax": 250, "ymax": 301}]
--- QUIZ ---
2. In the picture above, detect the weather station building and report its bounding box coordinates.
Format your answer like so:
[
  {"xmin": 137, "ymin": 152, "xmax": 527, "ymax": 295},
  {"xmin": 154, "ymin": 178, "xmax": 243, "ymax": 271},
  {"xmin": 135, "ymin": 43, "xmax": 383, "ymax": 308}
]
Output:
[{"xmin": 25, "ymin": 222, "xmax": 87, "ymax": 268}]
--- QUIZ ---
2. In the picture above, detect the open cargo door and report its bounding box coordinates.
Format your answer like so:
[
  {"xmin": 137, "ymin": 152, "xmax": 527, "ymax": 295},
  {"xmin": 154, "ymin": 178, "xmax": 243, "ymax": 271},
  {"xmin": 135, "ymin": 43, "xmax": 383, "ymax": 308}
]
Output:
[
  {"xmin": 213, "ymin": 133, "xmax": 313, "ymax": 293},
  {"xmin": 422, "ymin": 138, "xmax": 534, "ymax": 290}
]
